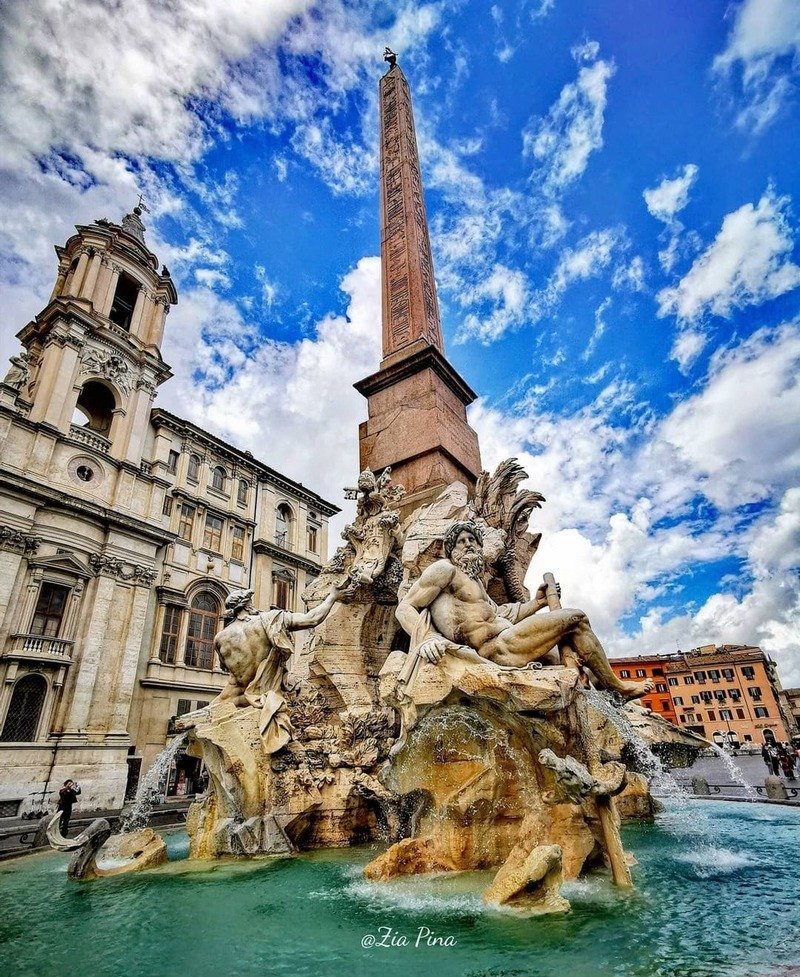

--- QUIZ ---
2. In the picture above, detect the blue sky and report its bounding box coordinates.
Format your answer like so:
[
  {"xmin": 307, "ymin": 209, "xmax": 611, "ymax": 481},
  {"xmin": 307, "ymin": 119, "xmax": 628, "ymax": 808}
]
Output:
[{"xmin": 1, "ymin": 0, "xmax": 799, "ymax": 683}]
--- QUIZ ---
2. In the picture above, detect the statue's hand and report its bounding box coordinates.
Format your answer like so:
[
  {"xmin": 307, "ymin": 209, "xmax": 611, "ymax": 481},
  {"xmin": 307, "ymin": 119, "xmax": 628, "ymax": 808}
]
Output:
[{"xmin": 418, "ymin": 639, "xmax": 448, "ymax": 664}]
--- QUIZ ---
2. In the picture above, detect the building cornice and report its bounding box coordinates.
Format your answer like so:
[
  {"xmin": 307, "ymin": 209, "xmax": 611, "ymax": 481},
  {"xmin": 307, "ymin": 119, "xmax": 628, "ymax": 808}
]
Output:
[
  {"xmin": 354, "ymin": 339, "xmax": 477, "ymax": 406},
  {"xmin": 151, "ymin": 408, "xmax": 340, "ymax": 516},
  {"xmin": 0, "ymin": 470, "xmax": 176, "ymax": 548},
  {"xmin": 252, "ymin": 539, "xmax": 321, "ymax": 577}
]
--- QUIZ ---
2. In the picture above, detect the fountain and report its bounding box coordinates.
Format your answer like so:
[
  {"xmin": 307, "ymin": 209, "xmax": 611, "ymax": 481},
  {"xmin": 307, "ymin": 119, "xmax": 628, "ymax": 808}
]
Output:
[{"xmin": 45, "ymin": 461, "xmax": 710, "ymax": 912}]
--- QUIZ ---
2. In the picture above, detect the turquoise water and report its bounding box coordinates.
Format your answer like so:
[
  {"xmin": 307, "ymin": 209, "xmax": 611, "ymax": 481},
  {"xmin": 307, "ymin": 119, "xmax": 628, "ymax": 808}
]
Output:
[{"xmin": 1, "ymin": 801, "xmax": 798, "ymax": 977}]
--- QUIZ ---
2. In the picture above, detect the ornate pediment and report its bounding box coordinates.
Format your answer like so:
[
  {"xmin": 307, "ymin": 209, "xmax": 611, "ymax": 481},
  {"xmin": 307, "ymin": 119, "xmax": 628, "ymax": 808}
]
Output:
[{"xmin": 28, "ymin": 551, "xmax": 93, "ymax": 578}]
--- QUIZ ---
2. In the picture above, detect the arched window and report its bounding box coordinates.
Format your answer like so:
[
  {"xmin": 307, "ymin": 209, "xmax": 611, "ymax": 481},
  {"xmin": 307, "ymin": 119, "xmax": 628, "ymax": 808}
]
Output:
[
  {"xmin": 0, "ymin": 674, "xmax": 47, "ymax": 742},
  {"xmin": 237, "ymin": 479, "xmax": 248, "ymax": 505},
  {"xmin": 275, "ymin": 504, "xmax": 292, "ymax": 548},
  {"xmin": 109, "ymin": 272, "xmax": 140, "ymax": 331},
  {"xmin": 187, "ymin": 454, "xmax": 201, "ymax": 483},
  {"xmin": 71, "ymin": 381, "xmax": 115, "ymax": 433},
  {"xmin": 211, "ymin": 465, "xmax": 226, "ymax": 493},
  {"xmin": 184, "ymin": 593, "xmax": 220, "ymax": 669}
]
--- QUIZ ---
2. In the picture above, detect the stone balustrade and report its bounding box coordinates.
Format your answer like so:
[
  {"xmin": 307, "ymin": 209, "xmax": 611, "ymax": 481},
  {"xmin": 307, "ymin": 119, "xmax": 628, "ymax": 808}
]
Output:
[
  {"xmin": 68, "ymin": 424, "xmax": 111, "ymax": 454},
  {"xmin": 8, "ymin": 633, "xmax": 74, "ymax": 659}
]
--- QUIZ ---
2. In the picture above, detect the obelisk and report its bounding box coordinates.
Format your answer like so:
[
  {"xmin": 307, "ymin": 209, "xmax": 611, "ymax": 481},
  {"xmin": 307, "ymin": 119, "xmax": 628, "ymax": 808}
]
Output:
[{"xmin": 354, "ymin": 50, "xmax": 482, "ymax": 511}]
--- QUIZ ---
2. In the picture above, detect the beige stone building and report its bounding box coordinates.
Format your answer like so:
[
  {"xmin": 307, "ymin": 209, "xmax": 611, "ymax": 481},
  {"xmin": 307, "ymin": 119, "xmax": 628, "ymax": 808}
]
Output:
[{"xmin": 0, "ymin": 208, "xmax": 337, "ymax": 818}]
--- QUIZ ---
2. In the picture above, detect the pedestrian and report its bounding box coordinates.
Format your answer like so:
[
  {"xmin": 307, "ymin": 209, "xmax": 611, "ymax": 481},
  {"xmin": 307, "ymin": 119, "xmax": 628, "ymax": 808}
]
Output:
[
  {"xmin": 769, "ymin": 746, "xmax": 781, "ymax": 777},
  {"xmin": 761, "ymin": 743, "xmax": 772, "ymax": 772},
  {"xmin": 56, "ymin": 779, "xmax": 81, "ymax": 837},
  {"xmin": 780, "ymin": 752, "xmax": 796, "ymax": 780}
]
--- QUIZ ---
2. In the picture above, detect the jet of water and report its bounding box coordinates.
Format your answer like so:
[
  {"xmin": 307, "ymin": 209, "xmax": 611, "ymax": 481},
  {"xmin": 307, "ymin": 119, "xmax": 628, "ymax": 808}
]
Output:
[{"xmin": 120, "ymin": 733, "xmax": 187, "ymax": 833}]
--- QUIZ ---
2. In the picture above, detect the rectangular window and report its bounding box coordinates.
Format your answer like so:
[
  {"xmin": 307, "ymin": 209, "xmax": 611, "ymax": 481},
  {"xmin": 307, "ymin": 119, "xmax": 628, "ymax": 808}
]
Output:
[
  {"xmin": 722, "ymin": 668, "xmax": 734, "ymax": 680},
  {"xmin": 673, "ymin": 696, "xmax": 684, "ymax": 706},
  {"xmin": 668, "ymin": 677, "xmax": 678, "ymax": 686},
  {"xmin": 307, "ymin": 524, "xmax": 319, "ymax": 554},
  {"xmin": 708, "ymin": 710, "xmax": 716, "ymax": 720},
  {"xmin": 691, "ymin": 695, "xmax": 700, "ymax": 704},
  {"xmin": 754, "ymin": 707, "xmax": 769, "ymax": 718},
  {"xmin": 720, "ymin": 709, "xmax": 733, "ymax": 720},
  {"xmin": 176, "ymin": 699, "xmax": 192, "ymax": 717},
  {"xmin": 748, "ymin": 686, "xmax": 762, "ymax": 700},
  {"xmin": 660, "ymin": 700, "xmax": 670, "ymax": 711},
  {"xmin": 162, "ymin": 496, "xmax": 173, "ymax": 517},
  {"xmin": 237, "ymin": 480, "xmax": 248, "ymax": 506},
  {"xmin": 736, "ymin": 708, "xmax": 745, "ymax": 720},
  {"xmin": 203, "ymin": 514, "xmax": 224, "ymax": 552},
  {"xmin": 159, "ymin": 606, "xmax": 182, "ymax": 664},
  {"xmin": 167, "ymin": 450, "xmax": 179, "ymax": 474},
  {"xmin": 701, "ymin": 691, "xmax": 713, "ymax": 703},
  {"xmin": 635, "ymin": 669, "xmax": 646, "ymax": 678},
  {"xmin": 274, "ymin": 577, "xmax": 292, "ymax": 611},
  {"xmin": 652, "ymin": 667, "xmax": 664, "ymax": 676},
  {"xmin": 684, "ymin": 676, "xmax": 695, "ymax": 685},
  {"xmin": 195, "ymin": 700, "xmax": 209, "ymax": 710},
  {"xmin": 231, "ymin": 526, "xmax": 245, "ymax": 563},
  {"xmin": 30, "ymin": 583, "xmax": 70, "ymax": 637},
  {"xmin": 656, "ymin": 683, "xmax": 667, "ymax": 692},
  {"xmin": 187, "ymin": 454, "xmax": 200, "ymax": 483},
  {"xmin": 178, "ymin": 504, "xmax": 195, "ymax": 541},
  {"xmin": 620, "ymin": 669, "xmax": 630, "ymax": 678},
  {"xmin": 694, "ymin": 671, "xmax": 706, "ymax": 682},
  {"xmin": 679, "ymin": 715, "xmax": 686, "ymax": 723},
  {"xmin": 742, "ymin": 666, "xmax": 755, "ymax": 679},
  {"xmin": 708, "ymin": 670, "xmax": 720, "ymax": 682},
  {"xmin": 715, "ymin": 690, "xmax": 726, "ymax": 701}
]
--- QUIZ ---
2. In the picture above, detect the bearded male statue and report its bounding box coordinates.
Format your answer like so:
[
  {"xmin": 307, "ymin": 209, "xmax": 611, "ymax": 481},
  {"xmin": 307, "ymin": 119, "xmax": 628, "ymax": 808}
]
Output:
[{"xmin": 395, "ymin": 520, "xmax": 652, "ymax": 700}]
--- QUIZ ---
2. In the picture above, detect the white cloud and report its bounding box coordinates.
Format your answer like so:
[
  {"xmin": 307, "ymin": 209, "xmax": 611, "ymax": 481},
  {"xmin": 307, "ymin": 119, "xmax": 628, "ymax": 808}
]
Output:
[
  {"xmin": 470, "ymin": 320, "xmax": 800, "ymax": 687},
  {"xmin": 0, "ymin": 0, "xmax": 311, "ymax": 171},
  {"xmin": 160, "ymin": 256, "xmax": 382, "ymax": 519},
  {"xmin": 582, "ymin": 297, "xmax": 611, "ymax": 361},
  {"xmin": 523, "ymin": 42, "xmax": 615, "ymax": 194},
  {"xmin": 657, "ymin": 190, "xmax": 800, "ymax": 324},
  {"xmin": 713, "ymin": 0, "xmax": 800, "ymax": 134},
  {"xmin": 669, "ymin": 329, "xmax": 708, "ymax": 374},
  {"xmin": 643, "ymin": 164, "xmax": 699, "ymax": 224},
  {"xmin": 456, "ymin": 264, "xmax": 530, "ymax": 343}
]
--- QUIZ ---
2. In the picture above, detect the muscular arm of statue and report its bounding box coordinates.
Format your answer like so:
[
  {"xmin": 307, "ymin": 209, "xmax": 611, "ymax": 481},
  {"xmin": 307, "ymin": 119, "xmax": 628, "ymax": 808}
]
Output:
[
  {"xmin": 395, "ymin": 561, "xmax": 457, "ymax": 663},
  {"xmin": 284, "ymin": 579, "xmax": 348, "ymax": 632}
]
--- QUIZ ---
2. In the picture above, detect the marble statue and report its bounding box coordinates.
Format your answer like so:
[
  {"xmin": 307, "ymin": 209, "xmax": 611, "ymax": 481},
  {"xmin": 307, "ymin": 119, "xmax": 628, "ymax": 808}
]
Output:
[
  {"xmin": 395, "ymin": 520, "xmax": 653, "ymax": 700},
  {"xmin": 3, "ymin": 351, "xmax": 29, "ymax": 390},
  {"xmin": 341, "ymin": 468, "xmax": 405, "ymax": 591},
  {"xmin": 207, "ymin": 583, "xmax": 344, "ymax": 751}
]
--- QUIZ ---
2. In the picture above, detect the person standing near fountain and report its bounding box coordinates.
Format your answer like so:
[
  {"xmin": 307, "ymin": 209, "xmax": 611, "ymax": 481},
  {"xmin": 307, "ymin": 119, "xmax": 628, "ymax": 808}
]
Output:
[
  {"xmin": 56, "ymin": 780, "xmax": 81, "ymax": 838},
  {"xmin": 396, "ymin": 521, "xmax": 653, "ymax": 700}
]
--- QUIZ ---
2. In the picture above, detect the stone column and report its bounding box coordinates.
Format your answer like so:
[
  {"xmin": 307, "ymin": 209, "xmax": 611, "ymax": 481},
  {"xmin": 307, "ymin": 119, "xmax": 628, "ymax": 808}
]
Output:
[
  {"xmin": 129, "ymin": 286, "xmax": 148, "ymax": 336},
  {"xmin": 114, "ymin": 378, "xmax": 153, "ymax": 464},
  {"xmin": 99, "ymin": 264, "xmax": 121, "ymax": 318},
  {"xmin": 59, "ymin": 573, "xmax": 117, "ymax": 733},
  {"xmin": 79, "ymin": 251, "xmax": 102, "ymax": 301},
  {"xmin": 68, "ymin": 251, "xmax": 90, "ymax": 298},
  {"xmin": 48, "ymin": 267, "xmax": 68, "ymax": 303},
  {"xmin": 28, "ymin": 340, "xmax": 82, "ymax": 428},
  {"xmin": 105, "ymin": 582, "xmax": 152, "ymax": 734}
]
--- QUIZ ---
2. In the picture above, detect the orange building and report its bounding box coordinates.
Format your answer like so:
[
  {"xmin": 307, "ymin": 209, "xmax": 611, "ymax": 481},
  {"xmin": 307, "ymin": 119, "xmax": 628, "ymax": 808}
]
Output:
[
  {"xmin": 664, "ymin": 644, "xmax": 791, "ymax": 747},
  {"xmin": 610, "ymin": 645, "xmax": 791, "ymax": 746},
  {"xmin": 608, "ymin": 656, "xmax": 678, "ymax": 723}
]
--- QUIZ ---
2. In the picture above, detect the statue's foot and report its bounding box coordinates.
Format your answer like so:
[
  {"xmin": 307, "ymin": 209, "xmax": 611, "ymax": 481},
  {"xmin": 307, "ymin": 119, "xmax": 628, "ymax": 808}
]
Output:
[{"xmin": 616, "ymin": 678, "xmax": 653, "ymax": 701}]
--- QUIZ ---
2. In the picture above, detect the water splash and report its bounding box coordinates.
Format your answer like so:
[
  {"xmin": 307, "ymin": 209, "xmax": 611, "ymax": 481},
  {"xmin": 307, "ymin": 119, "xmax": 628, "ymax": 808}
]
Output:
[
  {"xmin": 705, "ymin": 742, "xmax": 758, "ymax": 801},
  {"xmin": 581, "ymin": 688, "xmax": 686, "ymax": 800},
  {"xmin": 120, "ymin": 733, "xmax": 187, "ymax": 832}
]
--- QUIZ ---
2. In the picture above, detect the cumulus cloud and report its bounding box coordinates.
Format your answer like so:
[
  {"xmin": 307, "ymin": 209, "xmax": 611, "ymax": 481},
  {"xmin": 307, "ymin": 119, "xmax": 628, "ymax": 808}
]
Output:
[
  {"xmin": 657, "ymin": 190, "xmax": 800, "ymax": 330},
  {"xmin": 470, "ymin": 320, "xmax": 800, "ymax": 686},
  {"xmin": 713, "ymin": 0, "xmax": 800, "ymax": 135},
  {"xmin": 523, "ymin": 41, "xmax": 615, "ymax": 194},
  {"xmin": 644, "ymin": 164, "xmax": 699, "ymax": 224},
  {"xmin": 159, "ymin": 256, "xmax": 382, "ymax": 517}
]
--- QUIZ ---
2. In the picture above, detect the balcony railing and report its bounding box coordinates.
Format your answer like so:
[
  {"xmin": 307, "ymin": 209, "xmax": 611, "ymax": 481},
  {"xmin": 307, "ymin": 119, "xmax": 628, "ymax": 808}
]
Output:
[
  {"xmin": 8, "ymin": 633, "xmax": 74, "ymax": 658},
  {"xmin": 274, "ymin": 531, "xmax": 289, "ymax": 548},
  {"xmin": 69, "ymin": 424, "xmax": 111, "ymax": 455}
]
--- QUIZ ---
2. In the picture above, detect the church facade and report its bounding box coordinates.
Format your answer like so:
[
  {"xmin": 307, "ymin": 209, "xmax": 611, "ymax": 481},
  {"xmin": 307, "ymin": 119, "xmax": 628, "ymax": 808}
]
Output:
[{"xmin": 0, "ymin": 208, "xmax": 337, "ymax": 817}]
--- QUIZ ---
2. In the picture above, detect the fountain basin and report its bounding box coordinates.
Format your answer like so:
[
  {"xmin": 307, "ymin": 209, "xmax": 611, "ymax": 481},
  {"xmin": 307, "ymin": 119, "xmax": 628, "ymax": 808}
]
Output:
[{"xmin": 1, "ymin": 802, "xmax": 798, "ymax": 977}]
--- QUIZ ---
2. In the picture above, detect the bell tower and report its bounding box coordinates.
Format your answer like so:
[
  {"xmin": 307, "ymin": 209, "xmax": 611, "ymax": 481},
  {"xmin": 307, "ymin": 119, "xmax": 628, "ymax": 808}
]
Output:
[
  {"xmin": 355, "ymin": 53, "xmax": 481, "ymax": 510},
  {"xmin": 13, "ymin": 205, "xmax": 177, "ymax": 466}
]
